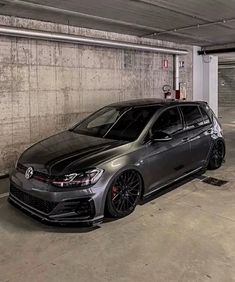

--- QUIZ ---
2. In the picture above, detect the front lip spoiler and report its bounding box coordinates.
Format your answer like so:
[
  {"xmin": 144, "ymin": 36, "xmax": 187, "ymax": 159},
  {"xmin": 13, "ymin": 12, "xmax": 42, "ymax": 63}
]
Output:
[{"xmin": 8, "ymin": 194, "xmax": 103, "ymax": 226}]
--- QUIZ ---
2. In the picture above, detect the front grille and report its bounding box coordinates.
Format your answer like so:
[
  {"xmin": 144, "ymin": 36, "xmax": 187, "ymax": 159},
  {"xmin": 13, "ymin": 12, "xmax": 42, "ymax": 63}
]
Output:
[
  {"xmin": 10, "ymin": 185, "xmax": 58, "ymax": 214},
  {"xmin": 17, "ymin": 163, "xmax": 52, "ymax": 183}
]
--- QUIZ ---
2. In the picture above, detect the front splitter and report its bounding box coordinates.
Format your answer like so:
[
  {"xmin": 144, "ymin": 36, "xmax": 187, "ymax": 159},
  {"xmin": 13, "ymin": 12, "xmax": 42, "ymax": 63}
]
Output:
[{"xmin": 8, "ymin": 195, "xmax": 104, "ymax": 227}]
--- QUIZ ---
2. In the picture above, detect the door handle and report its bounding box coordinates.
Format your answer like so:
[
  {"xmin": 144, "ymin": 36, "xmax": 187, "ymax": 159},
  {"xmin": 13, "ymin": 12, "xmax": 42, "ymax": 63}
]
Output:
[{"xmin": 182, "ymin": 137, "xmax": 189, "ymax": 142}]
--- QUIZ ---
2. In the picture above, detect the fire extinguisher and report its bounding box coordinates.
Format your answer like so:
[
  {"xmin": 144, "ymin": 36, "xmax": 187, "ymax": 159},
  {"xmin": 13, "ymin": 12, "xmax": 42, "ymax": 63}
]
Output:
[{"xmin": 162, "ymin": 85, "xmax": 172, "ymax": 99}]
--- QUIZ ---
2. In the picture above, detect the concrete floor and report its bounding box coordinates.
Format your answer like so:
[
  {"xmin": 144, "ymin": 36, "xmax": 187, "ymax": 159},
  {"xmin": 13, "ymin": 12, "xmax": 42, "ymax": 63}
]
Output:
[{"xmin": 0, "ymin": 107, "xmax": 235, "ymax": 282}]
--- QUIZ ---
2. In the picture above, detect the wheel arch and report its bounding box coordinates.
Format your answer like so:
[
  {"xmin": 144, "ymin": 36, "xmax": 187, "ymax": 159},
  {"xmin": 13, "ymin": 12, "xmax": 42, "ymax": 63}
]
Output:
[
  {"xmin": 101, "ymin": 165, "xmax": 145, "ymax": 215},
  {"xmin": 206, "ymin": 137, "xmax": 226, "ymax": 169}
]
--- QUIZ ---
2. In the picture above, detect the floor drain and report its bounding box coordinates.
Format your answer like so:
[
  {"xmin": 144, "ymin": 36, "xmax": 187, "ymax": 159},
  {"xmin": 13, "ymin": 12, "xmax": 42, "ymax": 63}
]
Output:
[{"xmin": 202, "ymin": 177, "xmax": 228, "ymax": 187}]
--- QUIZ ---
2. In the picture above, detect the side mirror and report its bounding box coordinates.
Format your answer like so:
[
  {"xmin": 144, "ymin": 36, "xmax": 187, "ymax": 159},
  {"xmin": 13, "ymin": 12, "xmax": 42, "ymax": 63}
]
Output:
[{"xmin": 151, "ymin": 131, "xmax": 172, "ymax": 142}]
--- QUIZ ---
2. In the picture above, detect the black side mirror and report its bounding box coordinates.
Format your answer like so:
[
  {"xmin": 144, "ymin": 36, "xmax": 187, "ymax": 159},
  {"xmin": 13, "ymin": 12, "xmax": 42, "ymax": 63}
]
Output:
[{"xmin": 151, "ymin": 131, "xmax": 172, "ymax": 142}]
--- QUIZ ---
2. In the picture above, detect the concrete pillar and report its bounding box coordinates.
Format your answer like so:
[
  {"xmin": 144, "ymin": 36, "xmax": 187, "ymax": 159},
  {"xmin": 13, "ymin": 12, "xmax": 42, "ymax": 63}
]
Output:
[
  {"xmin": 193, "ymin": 46, "xmax": 204, "ymax": 101},
  {"xmin": 204, "ymin": 55, "xmax": 218, "ymax": 116},
  {"xmin": 193, "ymin": 46, "xmax": 218, "ymax": 116}
]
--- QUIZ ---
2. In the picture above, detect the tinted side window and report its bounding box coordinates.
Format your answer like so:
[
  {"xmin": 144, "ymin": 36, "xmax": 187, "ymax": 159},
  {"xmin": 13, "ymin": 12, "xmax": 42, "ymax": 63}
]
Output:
[
  {"xmin": 200, "ymin": 107, "xmax": 211, "ymax": 125},
  {"xmin": 181, "ymin": 106, "xmax": 204, "ymax": 129},
  {"xmin": 106, "ymin": 107, "xmax": 158, "ymax": 141},
  {"xmin": 152, "ymin": 107, "xmax": 183, "ymax": 135},
  {"xmin": 74, "ymin": 106, "xmax": 159, "ymax": 141}
]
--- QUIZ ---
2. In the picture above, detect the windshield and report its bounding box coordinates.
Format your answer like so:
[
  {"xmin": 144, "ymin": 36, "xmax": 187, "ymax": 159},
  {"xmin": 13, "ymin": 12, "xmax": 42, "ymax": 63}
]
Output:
[{"xmin": 72, "ymin": 106, "xmax": 159, "ymax": 141}]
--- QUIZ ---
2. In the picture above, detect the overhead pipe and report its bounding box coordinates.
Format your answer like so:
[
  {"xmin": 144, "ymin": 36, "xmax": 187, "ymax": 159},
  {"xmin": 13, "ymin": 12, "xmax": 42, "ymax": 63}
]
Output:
[
  {"xmin": 151, "ymin": 20, "xmax": 235, "ymax": 37},
  {"xmin": 0, "ymin": 25, "xmax": 188, "ymax": 55},
  {"xmin": 198, "ymin": 47, "xmax": 235, "ymax": 55}
]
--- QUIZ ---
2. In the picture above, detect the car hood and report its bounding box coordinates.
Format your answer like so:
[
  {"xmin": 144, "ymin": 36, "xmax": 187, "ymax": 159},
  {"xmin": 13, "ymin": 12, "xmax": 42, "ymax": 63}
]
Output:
[{"xmin": 19, "ymin": 131, "xmax": 130, "ymax": 175}]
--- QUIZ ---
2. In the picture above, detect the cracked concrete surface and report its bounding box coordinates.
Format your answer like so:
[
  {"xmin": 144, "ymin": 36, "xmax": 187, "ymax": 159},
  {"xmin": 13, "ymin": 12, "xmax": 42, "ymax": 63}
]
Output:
[{"xmin": 0, "ymin": 107, "xmax": 234, "ymax": 282}]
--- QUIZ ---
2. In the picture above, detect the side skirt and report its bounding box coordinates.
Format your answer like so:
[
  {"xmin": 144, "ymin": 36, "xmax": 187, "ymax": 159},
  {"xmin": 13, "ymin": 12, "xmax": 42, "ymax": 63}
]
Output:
[{"xmin": 143, "ymin": 166, "xmax": 203, "ymax": 199}]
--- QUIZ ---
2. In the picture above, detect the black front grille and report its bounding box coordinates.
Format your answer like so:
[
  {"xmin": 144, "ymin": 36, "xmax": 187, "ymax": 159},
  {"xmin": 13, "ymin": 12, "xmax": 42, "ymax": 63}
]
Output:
[
  {"xmin": 17, "ymin": 163, "xmax": 52, "ymax": 182},
  {"xmin": 10, "ymin": 185, "xmax": 58, "ymax": 214}
]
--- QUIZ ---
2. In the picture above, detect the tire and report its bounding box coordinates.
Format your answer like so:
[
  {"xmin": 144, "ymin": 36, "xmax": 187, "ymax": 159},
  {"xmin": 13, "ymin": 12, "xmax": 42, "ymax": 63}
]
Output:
[
  {"xmin": 106, "ymin": 170, "xmax": 142, "ymax": 218},
  {"xmin": 207, "ymin": 140, "xmax": 225, "ymax": 170}
]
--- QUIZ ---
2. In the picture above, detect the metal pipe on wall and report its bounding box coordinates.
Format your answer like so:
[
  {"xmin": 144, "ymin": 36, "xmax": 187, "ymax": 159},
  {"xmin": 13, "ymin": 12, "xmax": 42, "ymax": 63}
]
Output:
[
  {"xmin": 0, "ymin": 25, "xmax": 188, "ymax": 55},
  {"xmin": 173, "ymin": 55, "xmax": 180, "ymax": 90}
]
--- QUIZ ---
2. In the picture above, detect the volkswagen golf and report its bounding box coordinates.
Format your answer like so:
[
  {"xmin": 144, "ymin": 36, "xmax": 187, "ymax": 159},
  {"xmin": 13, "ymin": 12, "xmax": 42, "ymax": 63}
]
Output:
[{"xmin": 9, "ymin": 99, "xmax": 225, "ymax": 225}]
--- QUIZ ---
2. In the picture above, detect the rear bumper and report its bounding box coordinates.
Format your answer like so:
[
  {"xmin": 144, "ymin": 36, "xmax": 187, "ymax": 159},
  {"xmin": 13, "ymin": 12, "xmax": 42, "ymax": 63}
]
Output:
[{"xmin": 8, "ymin": 181, "xmax": 104, "ymax": 226}]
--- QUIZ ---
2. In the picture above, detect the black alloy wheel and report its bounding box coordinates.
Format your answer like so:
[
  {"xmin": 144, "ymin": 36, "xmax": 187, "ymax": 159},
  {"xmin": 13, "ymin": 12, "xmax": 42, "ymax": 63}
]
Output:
[
  {"xmin": 106, "ymin": 170, "xmax": 142, "ymax": 218},
  {"xmin": 208, "ymin": 140, "xmax": 225, "ymax": 170}
]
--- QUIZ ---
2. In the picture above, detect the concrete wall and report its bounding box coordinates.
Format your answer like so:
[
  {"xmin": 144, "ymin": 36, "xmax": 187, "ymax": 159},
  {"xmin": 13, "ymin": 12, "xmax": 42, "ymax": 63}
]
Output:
[
  {"xmin": 0, "ymin": 16, "xmax": 193, "ymax": 174},
  {"xmin": 219, "ymin": 68, "xmax": 235, "ymax": 106}
]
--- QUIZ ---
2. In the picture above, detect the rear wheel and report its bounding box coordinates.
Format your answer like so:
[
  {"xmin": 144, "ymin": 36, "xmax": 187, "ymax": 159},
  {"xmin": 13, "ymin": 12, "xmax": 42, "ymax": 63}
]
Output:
[
  {"xmin": 106, "ymin": 170, "xmax": 142, "ymax": 218},
  {"xmin": 208, "ymin": 140, "xmax": 225, "ymax": 170}
]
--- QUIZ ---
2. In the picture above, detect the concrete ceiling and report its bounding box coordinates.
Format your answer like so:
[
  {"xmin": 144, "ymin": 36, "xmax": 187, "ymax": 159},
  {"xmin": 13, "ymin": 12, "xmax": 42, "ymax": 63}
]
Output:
[{"xmin": 1, "ymin": 0, "xmax": 235, "ymax": 46}]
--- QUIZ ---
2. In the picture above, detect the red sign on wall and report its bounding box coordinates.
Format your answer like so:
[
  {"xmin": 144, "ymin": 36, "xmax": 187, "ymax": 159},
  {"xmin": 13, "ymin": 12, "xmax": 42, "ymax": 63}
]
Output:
[{"xmin": 163, "ymin": 59, "xmax": 168, "ymax": 69}]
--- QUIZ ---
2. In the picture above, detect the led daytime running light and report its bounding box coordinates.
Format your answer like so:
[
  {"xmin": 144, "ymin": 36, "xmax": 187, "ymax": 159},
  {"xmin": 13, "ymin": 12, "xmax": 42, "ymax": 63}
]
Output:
[{"xmin": 52, "ymin": 169, "xmax": 103, "ymax": 188}]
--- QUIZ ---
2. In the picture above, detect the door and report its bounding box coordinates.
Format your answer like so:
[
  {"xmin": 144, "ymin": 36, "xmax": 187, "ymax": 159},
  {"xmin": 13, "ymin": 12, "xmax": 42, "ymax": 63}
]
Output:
[
  {"xmin": 180, "ymin": 105, "xmax": 212, "ymax": 170},
  {"xmin": 144, "ymin": 107, "xmax": 191, "ymax": 193}
]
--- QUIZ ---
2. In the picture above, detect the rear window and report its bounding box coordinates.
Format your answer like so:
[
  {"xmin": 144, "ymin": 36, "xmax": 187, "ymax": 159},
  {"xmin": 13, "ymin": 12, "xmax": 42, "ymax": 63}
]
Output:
[
  {"xmin": 180, "ymin": 106, "xmax": 204, "ymax": 129},
  {"xmin": 199, "ymin": 107, "xmax": 211, "ymax": 125},
  {"xmin": 152, "ymin": 107, "xmax": 183, "ymax": 135}
]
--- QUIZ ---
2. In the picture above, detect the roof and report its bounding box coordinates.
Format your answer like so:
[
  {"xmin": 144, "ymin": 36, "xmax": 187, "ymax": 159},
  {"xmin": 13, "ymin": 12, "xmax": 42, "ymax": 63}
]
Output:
[{"xmin": 109, "ymin": 99, "xmax": 206, "ymax": 107}]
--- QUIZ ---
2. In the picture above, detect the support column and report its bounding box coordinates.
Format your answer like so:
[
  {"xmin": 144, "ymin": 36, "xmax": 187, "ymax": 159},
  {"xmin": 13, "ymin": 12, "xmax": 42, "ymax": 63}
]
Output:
[{"xmin": 193, "ymin": 46, "xmax": 218, "ymax": 116}]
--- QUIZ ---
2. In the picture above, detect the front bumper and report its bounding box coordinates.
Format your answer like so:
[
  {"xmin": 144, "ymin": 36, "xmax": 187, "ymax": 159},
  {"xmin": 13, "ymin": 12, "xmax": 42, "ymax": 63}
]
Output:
[
  {"xmin": 8, "ymin": 195, "xmax": 103, "ymax": 226},
  {"xmin": 9, "ymin": 170, "xmax": 105, "ymax": 225}
]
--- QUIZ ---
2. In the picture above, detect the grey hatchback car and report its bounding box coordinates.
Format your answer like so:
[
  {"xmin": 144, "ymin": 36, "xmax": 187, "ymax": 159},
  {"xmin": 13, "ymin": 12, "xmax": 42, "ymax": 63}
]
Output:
[{"xmin": 9, "ymin": 99, "xmax": 225, "ymax": 225}]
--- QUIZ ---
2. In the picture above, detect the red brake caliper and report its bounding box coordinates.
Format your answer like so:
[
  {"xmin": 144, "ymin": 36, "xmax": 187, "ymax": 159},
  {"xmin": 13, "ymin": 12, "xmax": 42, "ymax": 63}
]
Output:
[{"xmin": 112, "ymin": 186, "xmax": 118, "ymax": 198}]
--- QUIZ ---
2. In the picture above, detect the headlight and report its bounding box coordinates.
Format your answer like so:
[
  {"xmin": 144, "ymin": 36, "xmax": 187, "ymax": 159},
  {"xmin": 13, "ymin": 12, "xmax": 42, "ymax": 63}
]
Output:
[{"xmin": 52, "ymin": 168, "xmax": 104, "ymax": 188}]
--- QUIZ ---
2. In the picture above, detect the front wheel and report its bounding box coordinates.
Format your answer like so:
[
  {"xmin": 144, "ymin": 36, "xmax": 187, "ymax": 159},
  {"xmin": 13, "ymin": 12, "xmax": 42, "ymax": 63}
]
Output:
[
  {"xmin": 208, "ymin": 140, "xmax": 225, "ymax": 170},
  {"xmin": 106, "ymin": 170, "xmax": 142, "ymax": 218}
]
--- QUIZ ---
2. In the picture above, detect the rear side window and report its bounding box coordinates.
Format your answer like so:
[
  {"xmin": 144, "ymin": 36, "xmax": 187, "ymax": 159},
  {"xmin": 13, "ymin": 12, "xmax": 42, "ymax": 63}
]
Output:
[
  {"xmin": 180, "ymin": 106, "xmax": 204, "ymax": 129},
  {"xmin": 152, "ymin": 107, "xmax": 183, "ymax": 135},
  {"xmin": 200, "ymin": 107, "xmax": 211, "ymax": 125}
]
